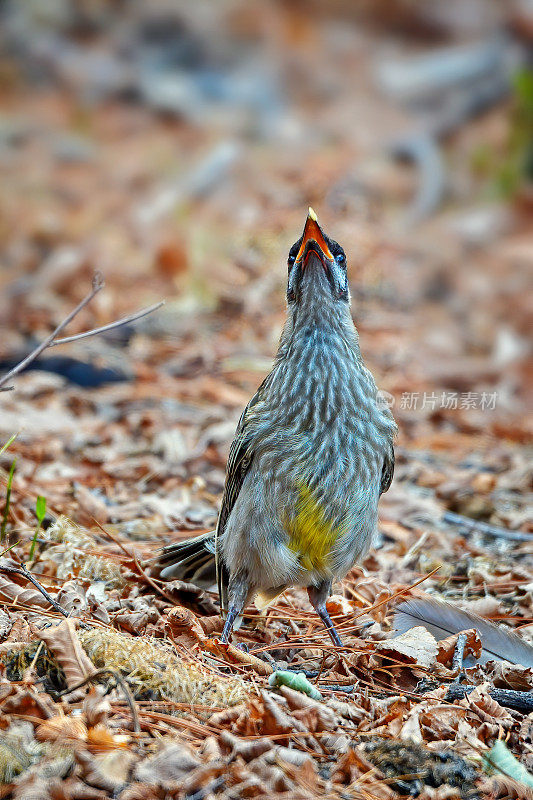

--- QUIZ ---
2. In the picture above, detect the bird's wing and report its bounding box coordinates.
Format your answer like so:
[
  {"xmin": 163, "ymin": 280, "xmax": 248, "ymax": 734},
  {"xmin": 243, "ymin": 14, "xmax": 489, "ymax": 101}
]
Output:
[
  {"xmin": 380, "ymin": 443, "xmax": 395, "ymax": 495},
  {"xmin": 215, "ymin": 380, "xmax": 267, "ymax": 609}
]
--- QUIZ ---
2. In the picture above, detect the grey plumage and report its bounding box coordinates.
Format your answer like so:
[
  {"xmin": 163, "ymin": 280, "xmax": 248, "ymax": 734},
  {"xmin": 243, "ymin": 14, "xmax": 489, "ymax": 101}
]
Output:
[
  {"xmin": 394, "ymin": 597, "xmax": 533, "ymax": 667},
  {"xmin": 159, "ymin": 210, "xmax": 396, "ymax": 644}
]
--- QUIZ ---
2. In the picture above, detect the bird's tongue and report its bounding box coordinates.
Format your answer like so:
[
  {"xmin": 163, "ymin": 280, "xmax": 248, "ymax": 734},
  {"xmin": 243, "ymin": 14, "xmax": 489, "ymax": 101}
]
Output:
[{"xmin": 303, "ymin": 246, "xmax": 328, "ymax": 273}]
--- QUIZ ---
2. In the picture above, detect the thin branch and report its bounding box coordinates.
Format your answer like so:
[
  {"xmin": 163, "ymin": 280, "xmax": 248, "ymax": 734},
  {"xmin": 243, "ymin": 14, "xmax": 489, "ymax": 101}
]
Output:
[
  {"xmin": 0, "ymin": 562, "xmax": 69, "ymax": 617},
  {"xmin": 58, "ymin": 668, "xmax": 140, "ymax": 733},
  {"xmin": 0, "ymin": 272, "xmax": 105, "ymax": 390},
  {"xmin": 446, "ymin": 683, "xmax": 533, "ymax": 713},
  {"xmin": 451, "ymin": 631, "xmax": 467, "ymax": 674},
  {"xmin": 443, "ymin": 511, "xmax": 533, "ymax": 543},
  {"xmin": 48, "ymin": 300, "xmax": 165, "ymax": 347},
  {"xmin": 0, "ymin": 273, "xmax": 164, "ymax": 392}
]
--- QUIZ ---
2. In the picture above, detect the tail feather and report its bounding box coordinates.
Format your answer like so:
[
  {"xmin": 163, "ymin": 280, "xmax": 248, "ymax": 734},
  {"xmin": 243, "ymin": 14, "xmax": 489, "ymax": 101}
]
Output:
[
  {"xmin": 394, "ymin": 597, "xmax": 533, "ymax": 667},
  {"xmin": 158, "ymin": 531, "xmax": 217, "ymax": 585}
]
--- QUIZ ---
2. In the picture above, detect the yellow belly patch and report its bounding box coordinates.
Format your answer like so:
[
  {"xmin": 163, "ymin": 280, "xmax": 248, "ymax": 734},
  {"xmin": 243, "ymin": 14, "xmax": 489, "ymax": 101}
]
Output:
[{"xmin": 286, "ymin": 484, "xmax": 338, "ymax": 572}]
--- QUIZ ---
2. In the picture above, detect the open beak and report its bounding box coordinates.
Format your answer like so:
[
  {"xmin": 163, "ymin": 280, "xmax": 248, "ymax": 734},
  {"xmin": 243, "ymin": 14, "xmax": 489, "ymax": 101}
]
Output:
[{"xmin": 296, "ymin": 208, "xmax": 333, "ymax": 266}]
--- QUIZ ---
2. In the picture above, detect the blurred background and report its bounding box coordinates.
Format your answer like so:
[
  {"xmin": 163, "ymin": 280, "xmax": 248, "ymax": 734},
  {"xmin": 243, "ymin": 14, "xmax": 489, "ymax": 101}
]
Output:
[{"xmin": 0, "ymin": 0, "xmax": 531, "ymax": 535}]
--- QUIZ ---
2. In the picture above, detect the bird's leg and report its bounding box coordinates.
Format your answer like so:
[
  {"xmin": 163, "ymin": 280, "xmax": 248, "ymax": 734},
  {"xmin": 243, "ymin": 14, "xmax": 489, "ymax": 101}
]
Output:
[
  {"xmin": 307, "ymin": 581, "xmax": 343, "ymax": 647},
  {"xmin": 221, "ymin": 575, "xmax": 249, "ymax": 643}
]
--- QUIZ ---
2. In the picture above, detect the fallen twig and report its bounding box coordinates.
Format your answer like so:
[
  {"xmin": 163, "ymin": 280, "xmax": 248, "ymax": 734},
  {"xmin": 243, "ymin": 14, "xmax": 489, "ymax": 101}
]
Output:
[
  {"xmin": 0, "ymin": 562, "xmax": 69, "ymax": 617},
  {"xmin": 446, "ymin": 683, "xmax": 533, "ymax": 714},
  {"xmin": 443, "ymin": 511, "xmax": 533, "ymax": 543},
  {"xmin": 48, "ymin": 300, "xmax": 165, "ymax": 347},
  {"xmin": 204, "ymin": 638, "xmax": 273, "ymax": 676},
  {"xmin": 452, "ymin": 631, "xmax": 468, "ymax": 674},
  {"xmin": 0, "ymin": 273, "xmax": 105, "ymax": 390},
  {"xmin": 0, "ymin": 273, "xmax": 164, "ymax": 391}
]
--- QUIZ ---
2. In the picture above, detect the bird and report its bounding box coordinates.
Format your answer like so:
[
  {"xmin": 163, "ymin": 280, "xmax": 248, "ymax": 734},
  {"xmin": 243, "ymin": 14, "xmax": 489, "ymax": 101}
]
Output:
[{"xmin": 158, "ymin": 208, "xmax": 397, "ymax": 646}]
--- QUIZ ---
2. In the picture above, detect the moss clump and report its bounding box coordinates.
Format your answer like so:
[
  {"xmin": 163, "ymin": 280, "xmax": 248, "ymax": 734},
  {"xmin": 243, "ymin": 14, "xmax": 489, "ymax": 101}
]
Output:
[
  {"xmin": 45, "ymin": 515, "xmax": 125, "ymax": 588},
  {"xmin": 3, "ymin": 626, "xmax": 247, "ymax": 709},
  {"xmin": 80, "ymin": 627, "xmax": 247, "ymax": 707}
]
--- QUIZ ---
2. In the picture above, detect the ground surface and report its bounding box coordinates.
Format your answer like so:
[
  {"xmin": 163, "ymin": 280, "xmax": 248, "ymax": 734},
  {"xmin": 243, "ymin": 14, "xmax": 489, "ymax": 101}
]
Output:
[{"xmin": 0, "ymin": 3, "xmax": 531, "ymax": 798}]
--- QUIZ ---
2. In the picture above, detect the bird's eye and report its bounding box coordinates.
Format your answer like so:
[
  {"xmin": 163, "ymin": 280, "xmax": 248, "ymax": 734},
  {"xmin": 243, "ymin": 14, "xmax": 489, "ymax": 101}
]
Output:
[
  {"xmin": 288, "ymin": 254, "xmax": 296, "ymax": 265},
  {"xmin": 335, "ymin": 252, "xmax": 346, "ymax": 266}
]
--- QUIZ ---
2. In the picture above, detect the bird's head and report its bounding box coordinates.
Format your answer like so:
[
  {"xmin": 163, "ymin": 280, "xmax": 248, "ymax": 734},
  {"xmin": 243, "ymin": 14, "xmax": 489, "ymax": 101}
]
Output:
[{"xmin": 286, "ymin": 208, "xmax": 349, "ymax": 306}]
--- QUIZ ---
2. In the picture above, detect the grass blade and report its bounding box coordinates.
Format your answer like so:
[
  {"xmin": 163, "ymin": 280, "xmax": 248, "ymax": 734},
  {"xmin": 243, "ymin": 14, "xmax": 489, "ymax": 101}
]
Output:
[
  {"xmin": 0, "ymin": 432, "xmax": 18, "ymax": 458},
  {"xmin": 1, "ymin": 459, "xmax": 16, "ymax": 543}
]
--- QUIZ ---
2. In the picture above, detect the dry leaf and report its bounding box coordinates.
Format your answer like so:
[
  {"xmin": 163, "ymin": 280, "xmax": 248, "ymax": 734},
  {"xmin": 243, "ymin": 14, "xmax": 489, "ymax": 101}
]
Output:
[
  {"xmin": 248, "ymin": 758, "xmax": 295, "ymax": 792},
  {"xmin": 437, "ymin": 628, "xmax": 482, "ymax": 667},
  {"xmin": 36, "ymin": 716, "xmax": 88, "ymax": 744},
  {"xmin": 163, "ymin": 579, "xmax": 218, "ymax": 615},
  {"xmin": 485, "ymin": 660, "xmax": 533, "ymax": 690},
  {"xmin": 0, "ymin": 574, "xmax": 52, "ymax": 611},
  {"xmin": 260, "ymin": 690, "xmax": 308, "ymax": 738},
  {"xmin": 208, "ymin": 705, "xmax": 244, "ymax": 727},
  {"xmin": 54, "ymin": 581, "xmax": 87, "ymax": 617},
  {"xmin": 220, "ymin": 730, "xmax": 273, "ymax": 761},
  {"xmin": 134, "ymin": 741, "xmax": 201, "ymax": 785},
  {"xmin": 332, "ymin": 747, "xmax": 378, "ymax": 785},
  {"xmin": 77, "ymin": 748, "xmax": 135, "ymax": 791},
  {"xmin": 1, "ymin": 616, "xmax": 33, "ymax": 649},
  {"xmin": 48, "ymin": 776, "xmax": 110, "ymax": 799},
  {"xmin": 116, "ymin": 784, "xmax": 162, "ymax": 800},
  {"xmin": 460, "ymin": 596, "xmax": 503, "ymax": 616},
  {"xmin": 281, "ymin": 758, "xmax": 321, "ymax": 795},
  {"xmin": 198, "ymin": 615, "xmax": 224, "ymax": 635},
  {"xmin": 1, "ymin": 686, "xmax": 57, "ymax": 720},
  {"xmin": 326, "ymin": 595, "xmax": 353, "ymax": 615},
  {"xmin": 0, "ymin": 608, "xmax": 12, "ymax": 640},
  {"xmin": 200, "ymin": 736, "xmax": 222, "ymax": 761},
  {"xmin": 114, "ymin": 608, "xmax": 160, "ymax": 635},
  {"xmin": 87, "ymin": 724, "xmax": 130, "ymax": 751},
  {"xmin": 465, "ymin": 682, "xmax": 513, "ymax": 727},
  {"xmin": 378, "ymin": 626, "xmax": 438, "ymax": 668},
  {"xmin": 479, "ymin": 774, "xmax": 533, "ymax": 800},
  {"xmin": 177, "ymin": 762, "xmax": 228, "ymax": 797},
  {"xmin": 11, "ymin": 776, "xmax": 52, "ymax": 800},
  {"xmin": 164, "ymin": 605, "xmax": 206, "ymax": 643},
  {"xmin": 38, "ymin": 619, "xmax": 96, "ymax": 690},
  {"xmin": 83, "ymin": 688, "xmax": 111, "ymax": 728},
  {"xmin": 400, "ymin": 709, "xmax": 423, "ymax": 743},
  {"xmin": 279, "ymin": 685, "xmax": 337, "ymax": 731}
]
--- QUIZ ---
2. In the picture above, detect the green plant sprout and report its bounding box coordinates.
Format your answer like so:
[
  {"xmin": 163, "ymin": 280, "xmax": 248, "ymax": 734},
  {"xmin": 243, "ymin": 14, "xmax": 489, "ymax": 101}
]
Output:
[
  {"xmin": 29, "ymin": 496, "xmax": 47, "ymax": 562},
  {"xmin": 1, "ymin": 460, "xmax": 16, "ymax": 543}
]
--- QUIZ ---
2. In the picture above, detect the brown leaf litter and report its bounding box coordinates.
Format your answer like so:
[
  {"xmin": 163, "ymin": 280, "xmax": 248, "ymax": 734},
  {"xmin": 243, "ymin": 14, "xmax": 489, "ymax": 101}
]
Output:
[{"xmin": 0, "ymin": 3, "xmax": 532, "ymax": 797}]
